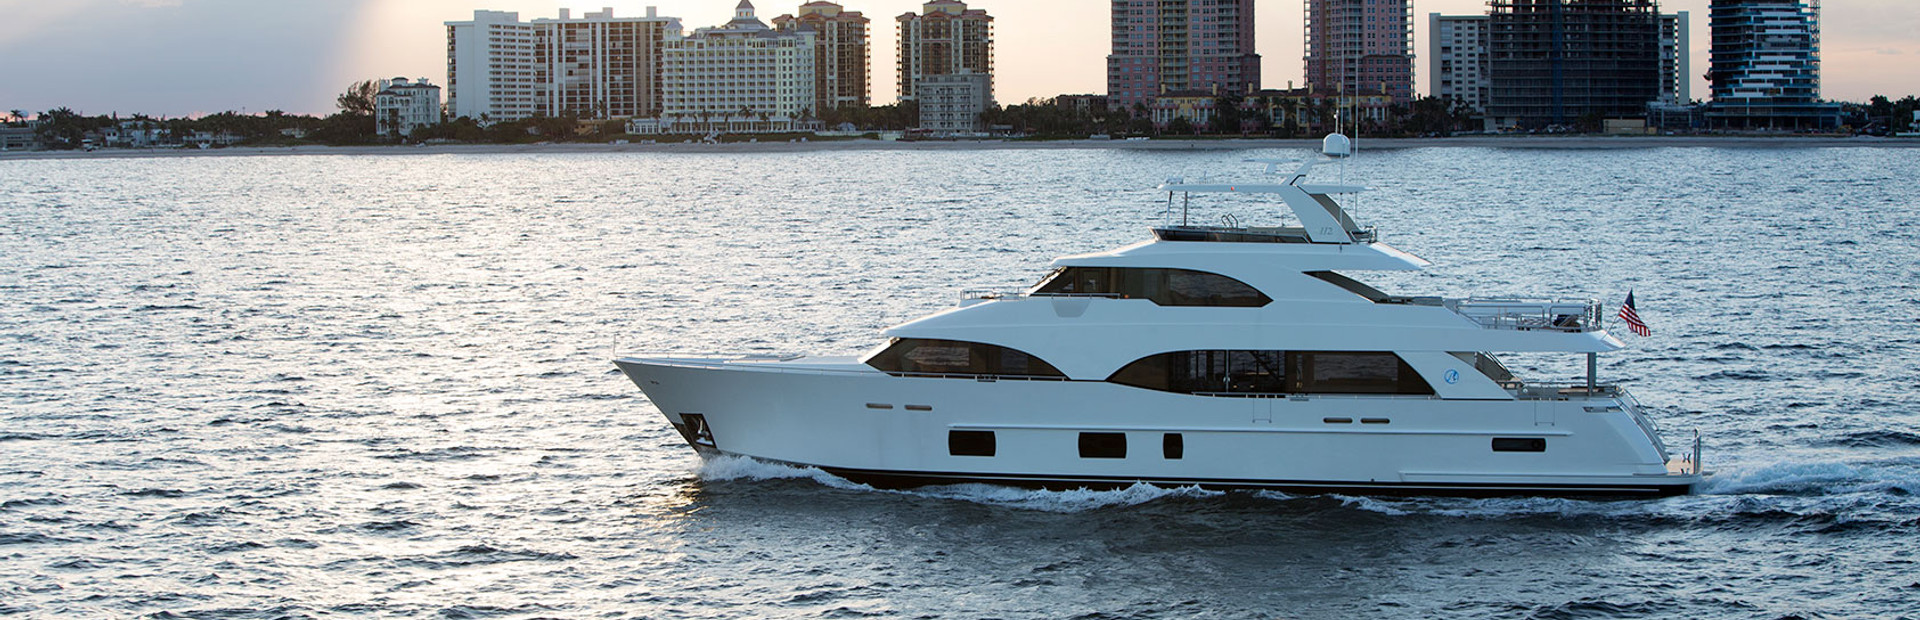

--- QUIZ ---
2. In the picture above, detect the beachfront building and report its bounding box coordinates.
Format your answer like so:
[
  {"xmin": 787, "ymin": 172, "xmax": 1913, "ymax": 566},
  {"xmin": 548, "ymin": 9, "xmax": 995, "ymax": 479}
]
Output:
[
  {"xmin": 532, "ymin": 7, "xmax": 682, "ymax": 120},
  {"xmin": 1107, "ymin": 0, "xmax": 1260, "ymax": 113},
  {"xmin": 1429, "ymin": 14, "xmax": 1489, "ymax": 114},
  {"xmin": 446, "ymin": 7, "xmax": 682, "ymax": 123},
  {"xmin": 1485, "ymin": 0, "xmax": 1662, "ymax": 130},
  {"xmin": 375, "ymin": 77, "xmax": 443, "ymax": 138},
  {"xmin": 897, "ymin": 1, "xmax": 992, "ymax": 102},
  {"xmin": 916, "ymin": 71, "xmax": 992, "ymax": 133},
  {"xmin": 1660, "ymin": 12, "xmax": 1692, "ymax": 103},
  {"xmin": 1238, "ymin": 87, "xmax": 1390, "ymax": 135},
  {"xmin": 773, "ymin": 2, "xmax": 871, "ymax": 113},
  {"xmin": 1432, "ymin": 9, "xmax": 1685, "ymax": 125},
  {"xmin": 657, "ymin": 1, "xmax": 817, "ymax": 134},
  {"xmin": 0, "ymin": 126, "xmax": 35, "ymax": 151},
  {"xmin": 446, "ymin": 10, "xmax": 541, "ymax": 122},
  {"xmin": 1306, "ymin": 0, "xmax": 1414, "ymax": 104},
  {"xmin": 1705, "ymin": 0, "xmax": 1840, "ymax": 130}
]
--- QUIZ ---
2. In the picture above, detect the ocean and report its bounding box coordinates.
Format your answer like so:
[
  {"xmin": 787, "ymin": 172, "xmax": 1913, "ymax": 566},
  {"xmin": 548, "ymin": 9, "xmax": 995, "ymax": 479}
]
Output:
[{"xmin": 2, "ymin": 144, "xmax": 1917, "ymax": 619}]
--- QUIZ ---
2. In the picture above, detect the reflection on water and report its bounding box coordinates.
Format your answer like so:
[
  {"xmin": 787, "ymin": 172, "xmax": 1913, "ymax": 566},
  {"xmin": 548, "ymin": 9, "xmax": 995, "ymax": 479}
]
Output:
[{"xmin": 2, "ymin": 147, "xmax": 1918, "ymax": 618}]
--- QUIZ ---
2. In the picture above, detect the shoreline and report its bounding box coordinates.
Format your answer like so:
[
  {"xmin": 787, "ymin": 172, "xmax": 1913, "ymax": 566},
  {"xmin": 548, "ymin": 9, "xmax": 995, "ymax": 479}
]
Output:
[{"xmin": 4, "ymin": 134, "xmax": 1916, "ymax": 160}]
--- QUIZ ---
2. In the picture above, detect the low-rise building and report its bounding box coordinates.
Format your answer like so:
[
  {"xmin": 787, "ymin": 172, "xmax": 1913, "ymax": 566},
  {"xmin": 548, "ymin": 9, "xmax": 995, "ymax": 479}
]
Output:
[
  {"xmin": 916, "ymin": 71, "xmax": 992, "ymax": 133},
  {"xmin": 1237, "ymin": 87, "xmax": 1391, "ymax": 135},
  {"xmin": 1150, "ymin": 90, "xmax": 1218, "ymax": 131},
  {"xmin": 1, "ymin": 126, "xmax": 36, "ymax": 151},
  {"xmin": 376, "ymin": 77, "xmax": 443, "ymax": 138}
]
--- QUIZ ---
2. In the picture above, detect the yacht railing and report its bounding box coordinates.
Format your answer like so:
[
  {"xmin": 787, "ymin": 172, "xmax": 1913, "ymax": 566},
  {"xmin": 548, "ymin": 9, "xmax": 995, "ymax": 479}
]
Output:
[
  {"xmin": 1446, "ymin": 297, "xmax": 1603, "ymax": 332},
  {"xmin": 1506, "ymin": 382, "xmax": 1622, "ymax": 400}
]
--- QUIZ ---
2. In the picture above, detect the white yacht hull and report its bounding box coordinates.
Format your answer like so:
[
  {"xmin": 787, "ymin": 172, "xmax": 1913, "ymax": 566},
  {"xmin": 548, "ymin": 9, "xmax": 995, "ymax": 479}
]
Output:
[{"xmin": 617, "ymin": 357, "xmax": 1703, "ymax": 497}]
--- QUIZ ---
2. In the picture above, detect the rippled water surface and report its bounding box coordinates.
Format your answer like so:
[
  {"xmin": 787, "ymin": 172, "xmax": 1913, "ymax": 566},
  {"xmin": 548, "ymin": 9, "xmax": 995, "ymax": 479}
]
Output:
[{"xmin": 3, "ymin": 145, "xmax": 1918, "ymax": 619}]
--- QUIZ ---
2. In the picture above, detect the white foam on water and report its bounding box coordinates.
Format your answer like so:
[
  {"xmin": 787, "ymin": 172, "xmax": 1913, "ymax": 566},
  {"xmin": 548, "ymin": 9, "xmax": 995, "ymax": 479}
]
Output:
[
  {"xmin": 694, "ymin": 454, "xmax": 874, "ymax": 491},
  {"xmin": 905, "ymin": 481, "xmax": 1223, "ymax": 513}
]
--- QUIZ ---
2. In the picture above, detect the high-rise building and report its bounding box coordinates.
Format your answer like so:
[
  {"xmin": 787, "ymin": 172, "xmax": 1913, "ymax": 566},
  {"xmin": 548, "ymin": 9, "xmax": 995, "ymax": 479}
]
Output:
[
  {"xmin": 374, "ymin": 77, "xmax": 443, "ymax": 138},
  {"xmin": 1706, "ymin": 0, "xmax": 1839, "ymax": 129},
  {"xmin": 773, "ymin": 2, "xmax": 871, "ymax": 113},
  {"xmin": 1432, "ymin": 9, "xmax": 1686, "ymax": 117},
  {"xmin": 1485, "ymin": 0, "xmax": 1662, "ymax": 130},
  {"xmin": 1428, "ymin": 14, "xmax": 1489, "ymax": 112},
  {"xmin": 446, "ymin": 10, "xmax": 540, "ymax": 121},
  {"xmin": 660, "ymin": 1, "xmax": 817, "ymax": 133},
  {"xmin": 1659, "ymin": 12, "xmax": 1691, "ymax": 103},
  {"xmin": 1107, "ymin": 0, "xmax": 1261, "ymax": 113},
  {"xmin": 1305, "ymin": 0, "xmax": 1414, "ymax": 104},
  {"xmin": 896, "ymin": 1, "xmax": 992, "ymax": 102},
  {"xmin": 533, "ymin": 7, "xmax": 681, "ymax": 120},
  {"xmin": 446, "ymin": 8, "xmax": 680, "ymax": 122}
]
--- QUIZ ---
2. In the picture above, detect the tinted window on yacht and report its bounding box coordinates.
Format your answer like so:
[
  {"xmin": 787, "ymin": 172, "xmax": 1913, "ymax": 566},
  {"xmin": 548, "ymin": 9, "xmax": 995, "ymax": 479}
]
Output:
[
  {"xmin": 1107, "ymin": 350, "xmax": 1431, "ymax": 395},
  {"xmin": 1289, "ymin": 351, "xmax": 1432, "ymax": 395},
  {"xmin": 865, "ymin": 338, "xmax": 1067, "ymax": 378},
  {"xmin": 949, "ymin": 431, "xmax": 996, "ymax": 457},
  {"xmin": 1032, "ymin": 267, "xmax": 1269, "ymax": 307},
  {"xmin": 1078, "ymin": 432, "xmax": 1127, "ymax": 459},
  {"xmin": 1108, "ymin": 350, "xmax": 1287, "ymax": 394}
]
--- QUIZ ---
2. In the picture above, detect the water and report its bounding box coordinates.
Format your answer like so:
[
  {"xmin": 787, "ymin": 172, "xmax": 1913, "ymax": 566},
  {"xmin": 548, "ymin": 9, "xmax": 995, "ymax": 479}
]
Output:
[{"xmin": 2, "ymin": 145, "xmax": 1918, "ymax": 619}]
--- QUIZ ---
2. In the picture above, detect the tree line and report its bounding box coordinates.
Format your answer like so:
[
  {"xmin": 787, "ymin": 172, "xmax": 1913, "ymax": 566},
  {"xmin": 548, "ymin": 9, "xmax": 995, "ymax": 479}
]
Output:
[{"xmin": 9, "ymin": 81, "xmax": 1917, "ymax": 150}]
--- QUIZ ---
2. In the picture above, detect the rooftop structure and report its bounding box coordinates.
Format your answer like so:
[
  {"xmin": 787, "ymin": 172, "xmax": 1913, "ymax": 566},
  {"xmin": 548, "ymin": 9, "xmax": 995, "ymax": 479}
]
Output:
[
  {"xmin": 774, "ymin": 2, "xmax": 871, "ymax": 112},
  {"xmin": 1306, "ymin": 0, "xmax": 1414, "ymax": 104},
  {"xmin": 897, "ymin": 1, "xmax": 993, "ymax": 102},
  {"xmin": 1107, "ymin": 0, "xmax": 1260, "ymax": 113}
]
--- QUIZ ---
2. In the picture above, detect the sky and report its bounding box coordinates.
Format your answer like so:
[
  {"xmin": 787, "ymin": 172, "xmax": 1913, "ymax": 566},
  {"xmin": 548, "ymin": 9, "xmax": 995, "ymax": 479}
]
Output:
[{"xmin": 2, "ymin": 0, "xmax": 1915, "ymax": 118}]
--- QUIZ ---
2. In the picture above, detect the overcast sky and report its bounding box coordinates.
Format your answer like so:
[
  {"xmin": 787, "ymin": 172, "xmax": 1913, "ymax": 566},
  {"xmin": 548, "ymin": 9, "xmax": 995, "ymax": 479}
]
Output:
[{"xmin": 2, "ymin": 0, "xmax": 1914, "ymax": 118}]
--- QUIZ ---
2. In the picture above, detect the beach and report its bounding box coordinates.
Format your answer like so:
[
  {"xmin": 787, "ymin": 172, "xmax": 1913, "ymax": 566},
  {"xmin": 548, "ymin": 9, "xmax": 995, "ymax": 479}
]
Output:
[{"xmin": 4, "ymin": 134, "xmax": 1918, "ymax": 161}]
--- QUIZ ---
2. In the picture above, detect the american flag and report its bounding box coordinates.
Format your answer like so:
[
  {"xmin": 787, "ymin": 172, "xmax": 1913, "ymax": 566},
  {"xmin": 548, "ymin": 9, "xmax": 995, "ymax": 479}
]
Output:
[{"xmin": 1618, "ymin": 291, "xmax": 1651, "ymax": 337}]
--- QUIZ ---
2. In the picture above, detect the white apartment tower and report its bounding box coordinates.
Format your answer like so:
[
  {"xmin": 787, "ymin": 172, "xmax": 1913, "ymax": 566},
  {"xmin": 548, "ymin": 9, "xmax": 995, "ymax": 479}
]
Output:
[
  {"xmin": 533, "ymin": 7, "xmax": 682, "ymax": 119},
  {"xmin": 1660, "ymin": 12, "xmax": 1691, "ymax": 103},
  {"xmin": 660, "ymin": 1, "xmax": 818, "ymax": 133},
  {"xmin": 1428, "ymin": 14, "xmax": 1489, "ymax": 112},
  {"xmin": 446, "ymin": 10, "xmax": 539, "ymax": 121}
]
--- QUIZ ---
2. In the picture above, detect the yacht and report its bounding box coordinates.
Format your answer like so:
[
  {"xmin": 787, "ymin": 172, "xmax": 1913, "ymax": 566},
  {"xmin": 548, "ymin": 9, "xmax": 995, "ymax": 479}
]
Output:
[{"xmin": 615, "ymin": 141, "xmax": 1707, "ymax": 497}]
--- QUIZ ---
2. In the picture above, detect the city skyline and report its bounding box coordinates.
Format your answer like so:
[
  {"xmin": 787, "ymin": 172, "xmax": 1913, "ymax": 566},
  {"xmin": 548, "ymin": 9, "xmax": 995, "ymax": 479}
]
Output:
[{"xmin": 2, "ymin": 0, "xmax": 1916, "ymax": 118}]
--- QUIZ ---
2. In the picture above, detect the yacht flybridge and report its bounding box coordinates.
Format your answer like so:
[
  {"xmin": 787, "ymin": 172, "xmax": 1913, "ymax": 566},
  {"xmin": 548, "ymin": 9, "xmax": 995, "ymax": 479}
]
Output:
[{"xmin": 615, "ymin": 144, "xmax": 1707, "ymax": 497}]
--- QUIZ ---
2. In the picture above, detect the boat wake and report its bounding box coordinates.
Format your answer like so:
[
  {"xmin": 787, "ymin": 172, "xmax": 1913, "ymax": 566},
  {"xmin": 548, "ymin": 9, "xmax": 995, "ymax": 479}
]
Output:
[
  {"xmin": 694, "ymin": 454, "xmax": 1224, "ymax": 512},
  {"xmin": 696, "ymin": 455, "xmax": 1917, "ymax": 526}
]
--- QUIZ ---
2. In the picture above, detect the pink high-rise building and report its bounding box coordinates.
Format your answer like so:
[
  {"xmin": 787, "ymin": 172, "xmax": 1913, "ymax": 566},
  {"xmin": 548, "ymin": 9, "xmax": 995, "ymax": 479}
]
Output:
[
  {"xmin": 1107, "ymin": 0, "xmax": 1260, "ymax": 113},
  {"xmin": 1305, "ymin": 0, "xmax": 1415, "ymax": 103}
]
